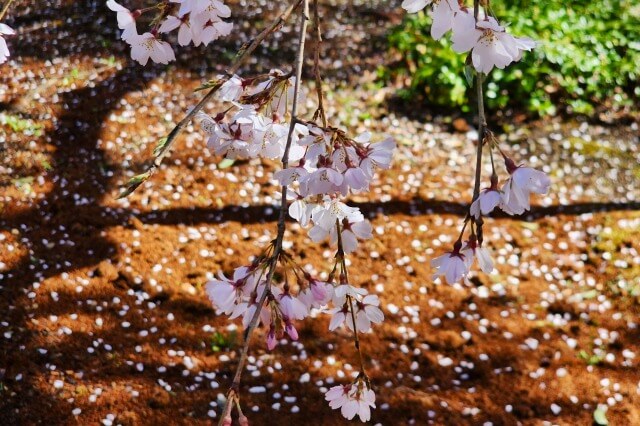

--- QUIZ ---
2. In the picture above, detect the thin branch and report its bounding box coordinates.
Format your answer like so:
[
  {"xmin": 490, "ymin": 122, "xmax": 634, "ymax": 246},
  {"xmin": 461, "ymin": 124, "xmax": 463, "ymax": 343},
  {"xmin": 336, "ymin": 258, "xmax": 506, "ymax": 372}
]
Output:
[
  {"xmin": 472, "ymin": 73, "xmax": 486, "ymax": 201},
  {"xmin": 119, "ymin": 0, "xmax": 304, "ymax": 198},
  {"xmin": 311, "ymin": 0, "xmax": 327, "ymax": 127},
  {"xmin": 217, "ymin": 0, "xmax": 310, "ymax": 422},
  {"xmin": 0, "ymin": 0, "xmax": 15, "ymax": 21}
]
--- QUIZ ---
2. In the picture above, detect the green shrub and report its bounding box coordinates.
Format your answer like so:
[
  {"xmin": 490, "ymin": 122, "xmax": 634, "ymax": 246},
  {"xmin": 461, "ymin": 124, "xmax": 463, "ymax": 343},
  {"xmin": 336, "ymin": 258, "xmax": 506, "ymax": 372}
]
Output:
[{"xmin": 383, "ymin": 0, "xmax": 640, "ymax": 115}]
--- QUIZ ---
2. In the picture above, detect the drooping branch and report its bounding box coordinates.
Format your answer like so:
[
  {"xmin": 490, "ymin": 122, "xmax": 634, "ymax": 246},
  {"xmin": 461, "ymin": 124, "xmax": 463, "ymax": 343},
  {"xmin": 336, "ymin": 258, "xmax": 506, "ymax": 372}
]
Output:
[
  {"xmin": 118, "ymin": 0, "xmax": 304, "ymax": 198},
  {"xmin": 217, "ymin": 0, "xmax": 310, "ymax": 422}
]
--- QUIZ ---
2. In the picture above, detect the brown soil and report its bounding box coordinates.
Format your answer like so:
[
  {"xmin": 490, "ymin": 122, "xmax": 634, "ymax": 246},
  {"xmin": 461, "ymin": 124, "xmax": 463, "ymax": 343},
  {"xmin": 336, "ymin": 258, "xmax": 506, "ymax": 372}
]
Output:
[{"xmin": 1, "ymin": 1, "xmax": 640, "ymax": 425}]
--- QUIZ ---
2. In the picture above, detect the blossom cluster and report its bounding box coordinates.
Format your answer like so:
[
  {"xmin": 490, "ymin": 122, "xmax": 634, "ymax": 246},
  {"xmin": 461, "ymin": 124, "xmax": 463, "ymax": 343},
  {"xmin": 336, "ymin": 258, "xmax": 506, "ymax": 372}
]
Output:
[
  {"xmin": 0, "ymin": 23, "xmax": 14, "ymax": 64},
  {"xmin": 107, "ymin": 0, "xmax": 232, "ymax": 65},
  {"xmin": 431, "ymin": 153, "xmax": 551, "ymax": 285},
  {"xmin": 401, "ymin": 0, "xmax": 535, "ymax": 73},
  {"xmin": 195, "ymin": 65, "xmax": 394, "ymax": 421},
  {"xmin": 206, "ymin": 264, "xmax": 384, "ymax": 352},
  {"xmin": 198, "ymin": 70, "xmax": 397, "ymax": 254}
]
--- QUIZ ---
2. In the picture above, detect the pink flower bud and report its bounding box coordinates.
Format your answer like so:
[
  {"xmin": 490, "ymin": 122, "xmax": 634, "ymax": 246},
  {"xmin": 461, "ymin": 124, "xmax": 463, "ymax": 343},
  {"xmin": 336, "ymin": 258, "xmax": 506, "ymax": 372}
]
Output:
[
  {"xmin": 222, "ymin": 416, "xmax": 232, "ymax": 426},
  {"xmin": 266, "ymin": 329, "xmax": 277, "ymax": 350},
  {"xmin": 285, "ymin": 323, "xmax": 298, "ymax": 341},
  {"xmin": 239, "ymin": 415, "xmax": 249, "ymax": 426}
]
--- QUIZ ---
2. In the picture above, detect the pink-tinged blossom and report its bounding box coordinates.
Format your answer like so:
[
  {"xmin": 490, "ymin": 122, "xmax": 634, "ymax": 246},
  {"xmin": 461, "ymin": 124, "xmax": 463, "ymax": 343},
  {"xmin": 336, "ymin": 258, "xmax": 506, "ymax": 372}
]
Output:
[
  {"xmin": 329, "ymin": 294, "xmax": 383, "ymax": 333},
  {"xmin": 431, "ymin": 245, "xmax": 470, "ymax": 284},
  {"xmin": 106, "ymin": 0, "xmax": 138, "ymax": 41},
  {"xmin": 499, "ymin": 158, "xmax": 550, "ymax": 215},
  {"xmin": 461, "ymin": 239, "xmax": 494, "ymax": 274},
  {"xmin": 470, "ymin": 187, "xmax": 501, "ymax": 218},
  {"xmin": 332, "ymin": 283, "xmax": 368, "ymax": 305},
  {"xmin": 451, "ymin": 12, "xmax": 535, "ymax": 73},
  {"xmin": 325, "ymin": 382, "xmax": 376, "ymax": 422},
  {"xmin": 310, "ymin": 199, "xmax": 363, "ymax": 231},
  {"xmin": 328, "ymin": 305, "xmax": 349, "ymax": 331},
  {"xmin": 205, "ymin": 267, "xmax": 251, "ymax": 314},
  {"xmin": 329, "ymin": 220, "xmax": 373, "ymax": 254},
  {"xmin": 0, "ymin": 23, "xmax": 15, "ymax": 64},
  {"xmin": 430, "ymin": 0, "xmax": 460, "ymax": 40},
  {"xmin": 360, "ymin": 136, "xmax": 395, "ymax": 179},
  {"xmin": 191, "ymin": 15, "xmax": 233, "ymax": 46},
  {"xmin": 218, "ymin": 74, "xmax": 245, "ymax": 102},
  {"xmin": 278, "ymin": 291, "xmax": 308, "ymax": 321},
  {"xmin": 159, "ymin": 16, "xmax": 194, "ymax": 46},
  {"xmin": 299, "ymin": 278, "xmax": 332, "ymax": 309},
  {"xmin": 287, "ymin": 192, "xmax": 316, "ymax": 227},
  {"xmin": 275, "ymin": 166, "xmax": 309, "ymax": 186},
  {"xmin": 129, "ymin": 32, "xmax": 176, "ymax": 65},
  {"xmin": 171, "ymin": 0, "xmax": 230, "ymax": 19},
  {"xmin": 401, "ymin": 0, "xmax": 431, "ymax": 13},
  {"xmin": 354, "ymin": 295, "xmax": 384, "ymax": 332}
]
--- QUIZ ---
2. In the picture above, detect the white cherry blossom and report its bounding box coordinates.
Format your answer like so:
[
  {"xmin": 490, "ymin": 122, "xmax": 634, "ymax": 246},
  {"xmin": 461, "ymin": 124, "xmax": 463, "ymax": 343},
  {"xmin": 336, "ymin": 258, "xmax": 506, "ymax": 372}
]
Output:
[
  {"xmin": 430, "ymin": 0, "xmax": 460, "ymax": 40},
  {"xmin": 0, "ymin": 23, "xmax": 15, "ymax": 64},
  {"xmin": 401, "ymin": 0, "xmax": 431, "ymax": 13},
  {"xmin": 325, "ymin": 382, "xmax": 376, "ymax": 422},
  {"xmin": 129, "ymin": 32, "xmax": 176, "ymax": 65},
  {"xmin": 470, "ymin": 187, "xmax": 501, "ymax": 218},
  {"xmin": 431, "ymin": 246, "xmax": 470, "ymax": 284},
  {"xmin": 106, "ymin": 0, "xmax": 138, "ymax": 41}
]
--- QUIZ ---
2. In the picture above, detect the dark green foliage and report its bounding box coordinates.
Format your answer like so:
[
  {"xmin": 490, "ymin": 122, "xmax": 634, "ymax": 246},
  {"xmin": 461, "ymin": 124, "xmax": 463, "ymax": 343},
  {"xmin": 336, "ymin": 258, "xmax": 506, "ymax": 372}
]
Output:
[{"xmin": 383, "ymin": 1, "xmax": 640, "ymax": 115}]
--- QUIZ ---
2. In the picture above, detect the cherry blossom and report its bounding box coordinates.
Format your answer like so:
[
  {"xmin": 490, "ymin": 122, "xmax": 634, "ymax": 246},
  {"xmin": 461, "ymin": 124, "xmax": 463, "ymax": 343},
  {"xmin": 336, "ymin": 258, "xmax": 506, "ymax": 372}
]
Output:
[
  {"xmin": 401, "ymin": 0, "xmax": 431, "ymax": 14},
  {"xmin": 106, "ymin": 0, "xmax": 138, "ymax": 41},
  {"xmin": 129, "ymin": 32, "xmax": 176, "ymax": 66},
  {"xmin": 190, "ymin": 13, "xmax": 233, "ymax": 46},
  {"xmin": 329, "ymin": 219, "xmax": 372, "ymax": 254},
  {"xmin": 452, "ymin": 12, "xmax": 534, "ymax": 73},
  {"xmin": 205, "ymin": 267, "xmax": 253, "ymax": 314},
  {"xmin": 470, "ymin": 187, "xmax": 501, "ymax": 218},
  {"xmin": 325, "ymin": 381, "xmax": 376, "ymax": 422},
  {"xmin": 431, "ymin": 243, "xmax": 470, "ymax": 284},
  {"xmin": 218, "ymin": 74, "xmax": 245, "ymax": 102},
  {"xmin": 278, "ymin": 290, "xmax": 308, "ymax": 321},
  {"xmin": 430, "ymin": 0, "xmax": 460, "ymax": 40},
  {"xmin": 461, "ymin": 238, "xmax": 494, "ymax": 274},
  {"xmin": 354, "ymin": 295, "xmax": 384, "ymax": 332},
  {"xmin": 0, "ymin": 23, "xmax": 15, "ymax": 64},
  {"xmin": 499, "ymin": 157, "xmax": 551, "ymax": 215},
  {"xmin": 159, "ymin": 15, "xmax": 194, "ymax": 46}
]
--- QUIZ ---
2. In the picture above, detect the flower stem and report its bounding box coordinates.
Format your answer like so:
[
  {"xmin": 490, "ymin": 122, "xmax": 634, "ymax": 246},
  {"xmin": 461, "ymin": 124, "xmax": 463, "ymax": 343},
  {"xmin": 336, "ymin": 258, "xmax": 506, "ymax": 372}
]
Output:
[
  {"xmin": 335, "ymin": 220, "xmax": 367, "ymax": 376},
  {"xmin": 217, "ymin": 1, "xmax": 310, "ymax": 423}
]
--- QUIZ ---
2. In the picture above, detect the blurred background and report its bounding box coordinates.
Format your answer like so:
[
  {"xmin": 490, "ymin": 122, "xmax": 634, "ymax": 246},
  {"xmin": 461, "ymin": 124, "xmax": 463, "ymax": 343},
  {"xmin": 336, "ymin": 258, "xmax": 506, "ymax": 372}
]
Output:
[{"xmin": 1, "ymin": 1, "xmax": 639, "ymax": 425}]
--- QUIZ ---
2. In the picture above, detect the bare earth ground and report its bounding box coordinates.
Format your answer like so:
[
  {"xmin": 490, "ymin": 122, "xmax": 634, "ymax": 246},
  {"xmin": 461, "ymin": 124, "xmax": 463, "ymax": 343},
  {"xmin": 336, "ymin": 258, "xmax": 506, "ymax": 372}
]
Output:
[{"xmin": 1, "ymin": 1, "xmax": 640, "ymax": 425}]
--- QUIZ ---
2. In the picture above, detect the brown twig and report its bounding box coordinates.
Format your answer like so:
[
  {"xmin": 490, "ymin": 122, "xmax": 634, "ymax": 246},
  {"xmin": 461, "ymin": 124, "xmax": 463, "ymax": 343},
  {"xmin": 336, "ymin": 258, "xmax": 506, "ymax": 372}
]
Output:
[
  {"xmin": 217, "ymin": 0, "xmax": 310, "ymax": 423},
  {"xmin": 0, "ymin": 0, "xmax": 15, "ymax": 21},
  {"xmin": 311, "ymin": 0, "xmax": 327, "ymax": 127}
]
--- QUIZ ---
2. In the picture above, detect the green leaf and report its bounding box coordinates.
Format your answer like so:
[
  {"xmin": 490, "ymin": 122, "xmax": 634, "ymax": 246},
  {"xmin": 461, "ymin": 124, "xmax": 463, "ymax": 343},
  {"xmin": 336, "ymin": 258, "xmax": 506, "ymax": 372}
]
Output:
[
  {"xmin": 217, "ymin": 159, "xmax": 235, "ymax": 169},
  {"xmin": 464, "ymin": 65, "xmax": 475, "ymax": 87},
  {"xmin": 195, "ymin": 78, "xmax": 223, "ymax": 92},
  {"xmin": 117, "ymin": 171, "xmax": 152, "ymax": 199},
  {"xmin": 153, "ymin": 137, "xmax": 169, "ymax": 157},
  {"xmin": 593, "ymin": 407, "xmax": 609, "ymax": 425}
]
